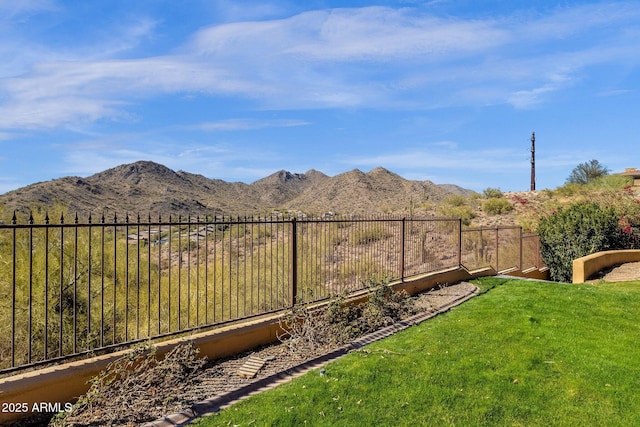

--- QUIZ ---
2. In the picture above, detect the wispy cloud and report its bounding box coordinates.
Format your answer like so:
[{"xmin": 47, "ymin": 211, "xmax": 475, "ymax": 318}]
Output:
[
  {"xmin": 185, "ymin": 119, "xmax": 311, "ymax": 132},
  {"xmin": 342, "ymin": 142, "xmax": 594, "ymax": 189},
  {"xmin": 1, "ymin": 2, "xmax": 639, "ymax": 133},
  {"xmin": 190, "ymin": 7, "xmax": 507, "ymax": 61},
  {"xmin": 0, "ymin": 0, "xmax": 57, "ymax": 19}
]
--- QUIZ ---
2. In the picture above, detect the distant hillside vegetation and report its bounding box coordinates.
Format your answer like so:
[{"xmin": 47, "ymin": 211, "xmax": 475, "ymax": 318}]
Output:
[{"xmin": 0, "ymin": 160, "xmax": 474, "ymax": 219}]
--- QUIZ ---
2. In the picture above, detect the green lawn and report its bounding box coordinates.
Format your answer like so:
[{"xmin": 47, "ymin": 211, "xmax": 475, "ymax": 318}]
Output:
[{"xmin": 194, "ymin": 277, "xmax": 640, "ymax": 426}]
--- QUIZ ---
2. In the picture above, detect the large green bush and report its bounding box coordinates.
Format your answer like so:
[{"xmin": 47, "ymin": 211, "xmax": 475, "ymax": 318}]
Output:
[{"xmin": 537, "ymin": 201, "xmax": 626, "ymax": 282}]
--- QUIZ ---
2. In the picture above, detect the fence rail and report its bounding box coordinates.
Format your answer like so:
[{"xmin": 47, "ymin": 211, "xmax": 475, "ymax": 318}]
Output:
[{"xmin": 0, "ymin": 213, "xmax": 544, "ymax": 374}]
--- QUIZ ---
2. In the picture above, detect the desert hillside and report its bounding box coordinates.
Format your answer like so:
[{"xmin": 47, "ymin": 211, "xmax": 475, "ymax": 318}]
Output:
[
  {"xmin": 3, "ymin": 160, "xmax": 635, "ymax": 231},
  {"xmin": 0, "ymin": 161, "xmax": 473, "ymax": 220}
]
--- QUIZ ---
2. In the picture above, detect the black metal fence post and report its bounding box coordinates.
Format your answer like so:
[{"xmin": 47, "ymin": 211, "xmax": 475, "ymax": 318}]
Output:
[
  {"xmin": 519, "ymin": 227, "xmax": 523, "ymax": 270},
  {"xmin": 11, "ymin": 212, "xmax": 16, "ymax": 368},
  {"xmin": 290, "ymin": 217, "xmax": 298, "ymax": 306},
  {"xmin": 495, "ymin": 227, "xmax": 500, "ymax": 271},
  {"xmin": 401, "ymin": 217, "xmax": 406, "ymax": 281},
  {"xmin": 457, "ymin": 218, "xmax": 462, "ymax": 267}
]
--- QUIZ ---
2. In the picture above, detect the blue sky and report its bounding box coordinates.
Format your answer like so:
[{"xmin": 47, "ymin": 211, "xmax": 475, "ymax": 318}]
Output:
[{"xmin": 1, "ymin": 0, "xmax": 639, "ymax": 194}]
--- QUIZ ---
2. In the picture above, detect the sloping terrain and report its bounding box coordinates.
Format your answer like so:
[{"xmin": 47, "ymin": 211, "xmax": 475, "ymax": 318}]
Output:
[
  {"xmin": 0, "ymin": 161, "xmax": 473, "ymax": 219},
  {"xmin": 288, "ymin": 167, "xmax": 461, "ymax": 214}
]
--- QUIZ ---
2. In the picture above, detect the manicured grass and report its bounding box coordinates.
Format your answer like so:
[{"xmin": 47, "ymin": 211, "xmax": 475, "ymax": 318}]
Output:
[{"xmin": 194, "ymin": 277, "xmax": 640, "ymax": 426}]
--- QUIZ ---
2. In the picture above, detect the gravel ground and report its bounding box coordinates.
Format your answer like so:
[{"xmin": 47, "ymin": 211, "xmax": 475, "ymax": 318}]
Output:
[{"xmin": 589, "ymin": 261, "xmax": 640, "ymax": 282}]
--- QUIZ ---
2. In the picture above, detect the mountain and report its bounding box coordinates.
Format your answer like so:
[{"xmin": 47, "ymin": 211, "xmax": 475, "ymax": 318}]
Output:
[
  {"xmin": 287, "ymin": 167, "xmax": 461, "ymax": 214},
  {"xmin": 250, "ymin": 169, "xmax": 329, "ymax": 207},
  {"xmin": 0, "ymin": 161, "xmax": 474, "ymax": 218}
]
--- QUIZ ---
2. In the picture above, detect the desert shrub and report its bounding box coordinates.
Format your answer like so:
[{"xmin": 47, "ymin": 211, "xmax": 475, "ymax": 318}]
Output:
[
  {"xmin": 483, "ymin": 187, "xmax": 504, "ymax": 199},
  {"xmin": 444, "ymin": 194, "xmax": 469, "ymax": 207},
  {"xmin": 437, "ymin": 194, "xmax": 476, "ymax": 226},
  {"xmin": 588, "ymin": 174, "xmax": 632, "ymax": 191},
  {"xmin": 421, "ymin": 200, "xmax": 433, "ymax": 212},
  {"xmin": 541, "ymin": 188, "xmax": 555, "ymax": 198},
  {"xmin": 553, "ymin": 183, "xmax": 582, "ymax": 197},
  {"xmin": 482, "ymin": 197, "xmax": 514, "ymax": 215},
  {"xmin": 437, "ymin": 204, "xmax": 476, "ymax": 226},
  {"xmin": 253, "ymin": 224, "xmax": 272, "ymax": 239},
  {"xmin": 350, "ymin": 224, "xmax": 393, "ymax": 245},
  {"xmin": 537, "ymin": 201, "xmax": 626, "ymax": 282}
]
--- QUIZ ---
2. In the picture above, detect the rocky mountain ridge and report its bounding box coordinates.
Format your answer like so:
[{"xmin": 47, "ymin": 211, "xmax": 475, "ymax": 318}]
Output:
[{"xmin": 0, "ymin": 161, "xmax": 474, "ymax": 219}]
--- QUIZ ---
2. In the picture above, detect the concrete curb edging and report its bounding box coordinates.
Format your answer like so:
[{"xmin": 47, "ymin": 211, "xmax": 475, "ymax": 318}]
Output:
[{"xmin": 143, "ymin": 284, "xmax": 480, "ymax": 427}]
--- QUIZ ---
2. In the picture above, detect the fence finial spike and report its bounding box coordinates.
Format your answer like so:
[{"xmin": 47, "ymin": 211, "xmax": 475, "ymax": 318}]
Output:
[{"xmin": 11, "ymin": 211, "xmax": 16, "ymax": 224}]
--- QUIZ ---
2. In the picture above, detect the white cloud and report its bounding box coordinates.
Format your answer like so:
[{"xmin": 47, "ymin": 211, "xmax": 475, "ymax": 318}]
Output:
[
  {"xmin": 1, "ymin": 2, "xmax": 639, "ymax": 131},
  {"xmin": 0, "ymin": 0, "xmax": 56, "ymax": 19},
  {"xmin": 508, "ymin": 78, "xmax": 569, "ymax": 109},
  {"xmin": 186, "ymin": 119, "xmax": 311, "ymax": 132},
  {"xmin": 190, "ymin": 7, "xmax": 506, "ymax": 61}
]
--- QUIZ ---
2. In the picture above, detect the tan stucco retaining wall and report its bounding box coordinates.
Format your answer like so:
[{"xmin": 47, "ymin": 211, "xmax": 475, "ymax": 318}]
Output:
[
  {"xmin": 572, "ymin": 249, "xmax": 640, "ymax": 283},
  {"xmin": 0, "ymin": 265, "xmax": 547, "ymax": 424}
]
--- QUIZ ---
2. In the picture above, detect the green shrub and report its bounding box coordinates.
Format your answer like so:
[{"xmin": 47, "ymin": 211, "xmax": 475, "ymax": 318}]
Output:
[
  {"xmin": 588, "ymin": 175, "xmax": 632, "ymax": 191},
  {"xmin": 444, "ymin": 194, "xmax": 468, "ymax": 207},
  {"xmin": 481, "ymin": 197, "xmax": 513, "ymax": 215},
  {"xmin": 482, "ymin": 187, "xmax": 504, "ymax": 199},
  {"xmin": 438, "ymin": 195, "xmax": 475, "ymax": 226},
  {"xmin": 537, "ymin": 201, "xmax": 625, "ymax": 282},
  {"xmin": 437, "ymin": 205, "xmax": 476, "ymax": 226},
  {"xmin": 350, "ymin": 224, "xmax": 392, "ymax": 245},
  {"xmin": 553, "ymin": 183, "xmax": 581, "ymax": 197}
]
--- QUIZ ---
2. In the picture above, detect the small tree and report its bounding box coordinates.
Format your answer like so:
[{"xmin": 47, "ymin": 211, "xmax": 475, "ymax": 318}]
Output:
[{"xmin": 566, "ymin": 159, "xmax": 609, "ymax": 185}]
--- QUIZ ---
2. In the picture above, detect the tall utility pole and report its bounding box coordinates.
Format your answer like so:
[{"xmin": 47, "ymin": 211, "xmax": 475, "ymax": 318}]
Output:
[{"xmin": 530, "ymin": 131, "xmax": 536, "ymax": 191}]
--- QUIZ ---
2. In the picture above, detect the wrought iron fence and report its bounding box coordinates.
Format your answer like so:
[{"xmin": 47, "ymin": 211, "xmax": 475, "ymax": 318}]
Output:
[
  {"xmin": 0, "ymin": 212, "xmax": 544, "ymax": 374},
  {"xmin": 461, "ymin": 226, "xmax": 526, "ymax": 272}
]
